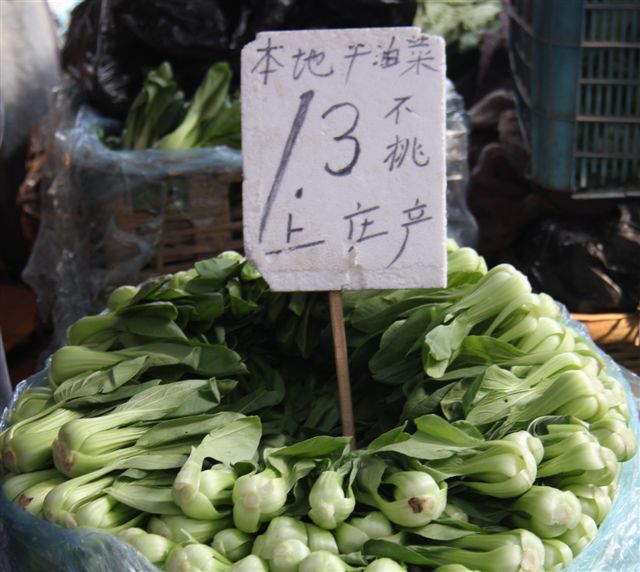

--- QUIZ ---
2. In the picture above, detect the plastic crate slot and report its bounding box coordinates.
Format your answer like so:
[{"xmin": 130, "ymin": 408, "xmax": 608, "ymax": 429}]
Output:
[{"xmin": 508, "ymin": 0, "xmax": 640, "ymax": 193}]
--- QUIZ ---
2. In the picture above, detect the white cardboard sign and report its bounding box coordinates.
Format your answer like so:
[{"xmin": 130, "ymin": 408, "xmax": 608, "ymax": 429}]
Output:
[{"xmin": 241, "ymin": 27, "xmax": 446, "ymax": 291}]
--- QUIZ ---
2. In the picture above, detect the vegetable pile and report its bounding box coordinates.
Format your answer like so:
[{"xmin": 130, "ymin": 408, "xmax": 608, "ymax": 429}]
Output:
[
  {"xmin": 1, "ymin": 244, "xmax": 636, "ymax": 572},
  {"xmin": 413, "ymin": 0, "xmax": 501, "ymax": 53},
  {"xmin": 103, "ymin": 62, "xmax": 240, "ymax": 151}
]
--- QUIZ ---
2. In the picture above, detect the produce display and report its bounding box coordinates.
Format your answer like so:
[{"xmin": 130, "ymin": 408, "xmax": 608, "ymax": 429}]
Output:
[
  {"xmin": 1, "ymin": 244, "xmax": 636, "ymax": 571},
  {"xmin": 103, "ymin": 62, "xmax": 240, "ymax": 151},
  {"xmin": 413, "ymin": 0, "xmax": 501, "ymax": 53}
]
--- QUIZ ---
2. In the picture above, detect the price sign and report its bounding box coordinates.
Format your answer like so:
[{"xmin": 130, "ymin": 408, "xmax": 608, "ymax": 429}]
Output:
[{"xmin": 241, "ymin": 27, "xmax": 446, "ymax": 291}]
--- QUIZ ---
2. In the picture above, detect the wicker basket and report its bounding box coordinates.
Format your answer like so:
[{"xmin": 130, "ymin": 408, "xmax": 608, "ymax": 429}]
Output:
[
  {"xmin": 572, "ymin": 311, "xmax": 640, "ymax": 373},
  {"xmin": 101, "ymin": 172, "xmax": 244, "ymax": 281}
]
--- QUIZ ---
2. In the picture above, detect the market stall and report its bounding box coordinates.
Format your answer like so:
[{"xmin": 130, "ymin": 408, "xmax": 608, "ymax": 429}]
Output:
[{"xmin": 1, "ymin": 2, "xmax": 639, "ymax": 571}]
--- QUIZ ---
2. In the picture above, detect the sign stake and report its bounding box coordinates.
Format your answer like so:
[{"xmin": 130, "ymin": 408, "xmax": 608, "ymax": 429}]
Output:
[
  {"xmin": 328, "ymin": 290, "xmax": 356, "ymax": 448},
  {"xmin": 241, "ymin": 27, "xmax": 446, "ymax": 450}
]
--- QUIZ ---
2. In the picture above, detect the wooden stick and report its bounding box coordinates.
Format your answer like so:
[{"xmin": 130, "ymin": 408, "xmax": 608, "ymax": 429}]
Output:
[{"xmin": 328, "ymin": 290, "xmax": 356, "ymax": 448}]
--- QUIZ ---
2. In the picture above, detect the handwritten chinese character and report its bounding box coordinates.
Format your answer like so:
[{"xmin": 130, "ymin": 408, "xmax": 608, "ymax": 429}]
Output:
[
  {"xmin": 343, "ymin": 202, "xmax": 388, "ymax": 252},
  {"xmin": 383, "ymin": 136, "xmax": 430, "ymax": 171},
  {"xmin": 383, "ymin": 136, "xmax": 409, "ymax": 171},
  {"xmin": 408, "ymin": 34, "xmax": 430, "ymax": 49},
  {"xmin": 292, "ymin": 48, "xmax": 334, "ymax": 80},
  {"xmin": 286, "ymin": 213, "xmax": 303, "ymax": 243},
  {"xmin": 344, "ymin": 43, "xmax": 372, "ymax": 84},
  {"xmin": 411, "ymin": 138, "xmax": 430, "ymax": 168},
  {"xmin": 384, "ymin": 96, "xmax": 413, "ymax": 125},
  {"xmin": 251, "ymin": 37, "xmax": 284, "ymax": 85},
  {"xmin": 387, "ymin": 199, "xmax": 433, "ymax": 267},
  {"xmin": 401, "ymin": 34, "xmax": 436, "ymax": 76},
  {"xmin": 265, "ymin": 208, "xmax": 326, "ymax": 256},
  {"xmin": 374, "ymin": 35, "xmax": 400, "ymax": 69}
]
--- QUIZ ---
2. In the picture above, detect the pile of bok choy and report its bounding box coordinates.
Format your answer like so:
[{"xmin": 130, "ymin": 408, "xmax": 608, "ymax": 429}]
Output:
[
  {"xmin": 1, "ymin": 243, "xmax": 636, "ymax": 571},
  {"xmin": 104, "ymin": 62, "xmax": 240, "ymax": 151}
]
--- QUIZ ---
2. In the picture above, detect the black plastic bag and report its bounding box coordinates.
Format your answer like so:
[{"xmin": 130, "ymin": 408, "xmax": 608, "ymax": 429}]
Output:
[
  {"xmin": 513, "ymin": 203, "xmax": 640, "ymax": 313},
  {"xmin": 63, "ymin": 0, "xmax": 417, "ymax": 117}
]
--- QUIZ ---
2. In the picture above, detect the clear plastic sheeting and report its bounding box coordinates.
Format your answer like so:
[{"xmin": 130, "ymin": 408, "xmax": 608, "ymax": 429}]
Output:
[
  {"xmin": 0, "ymin": 326, "xmax": 638, "ymax": 572},
  {"xmin": 0, "ymin": 334, "xmax": 11, "ymax": 412},
  {"xmin": 568, "ymin": 365, "xmax": 640, "ymax": 571},
  {"xmin": 25, "ymin": 82, "xmax": 475, "ymax": 349},
  {"xmin": 22, "ymin": 86, "xmax": 243, "ymax": 347},
  {"xmin": 563, "ymin": 316, "xmax": 640, "ymax": 571},
  {"xmin": 446, "ymin": 80, "xmax": 478, "ymax": 248}
]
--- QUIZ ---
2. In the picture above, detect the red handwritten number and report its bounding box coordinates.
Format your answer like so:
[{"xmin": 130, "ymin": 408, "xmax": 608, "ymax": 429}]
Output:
[{"xmin": 321, "ymin": 102, "xmax": 361, "ymax": 177}]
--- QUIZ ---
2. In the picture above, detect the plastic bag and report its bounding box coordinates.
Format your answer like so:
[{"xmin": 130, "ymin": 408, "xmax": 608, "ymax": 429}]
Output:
[
  {"xmin": 0, "ymin": 371, "xmax": 161, "ymax": 572},
  {"xmin": 22, "ymin": 85, "xmax": 242, "ymax": 348},
  {"xmin": 512, "ymin": 204, "xmax": 640, "ymax": 313},
  {"xmin": 446, "ymin": 80, "xmax": 478, "ymax": 248},
  {"xmin": 563, "ymin": 315, "xmax": 640, "ymax": 571},
  {"xmin": 63, "ymin": 0, "xmax": 417, "ymax": 117},
  {"xmin": 24, "ymin": 80, "xmax": 480, "ymax": 349},
  {"xmin": 0, "ymin": 320, "xmax": 638, "ymax": 571},
  {"xmin": 0, "ymin": 334, "xmax": 11, "ymax": 412}
]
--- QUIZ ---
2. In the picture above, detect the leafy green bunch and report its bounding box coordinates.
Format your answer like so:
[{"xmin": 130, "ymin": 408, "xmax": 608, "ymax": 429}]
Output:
[
  {"xmin": 1, "ymin": 243, "xmax": 636, "ymax": 571},
  {"xmin": 106, "ymin": 62, "xmax": 241, "ymax": 151}
]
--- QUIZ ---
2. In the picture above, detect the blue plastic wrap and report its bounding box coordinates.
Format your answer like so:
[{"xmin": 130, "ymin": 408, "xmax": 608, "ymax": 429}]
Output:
[{"xmin": 0, "ymin": 327, "xmax": 638, "ymax": 571}]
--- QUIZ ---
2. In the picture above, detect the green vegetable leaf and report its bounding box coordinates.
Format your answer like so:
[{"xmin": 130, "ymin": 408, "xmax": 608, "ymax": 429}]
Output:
[
  {"xmin": 401, "ymin": 382, "xmax": 456, "ymax": 421},
  {"xmin": 367, "ymin": 423, "xmax": 408, "ymax": 450},
  {"xmin": 452, "ymin": 336, "xmax": 526, "ymax": 368},
  {"xmin": 106, "ymin": 484, "xmax": 181, "ymax": 515},
  {"xmin": 409, "ymin": 522, "xmax": 480, "ymax": 541},
  {"xmin": 53, "ymin": 356, "xmax": 149, "ymax": 403},
  {"xmin": 155, "ymin": 62, "xmax": 234, "ymax": 150},
  {"xmin": 114, "ymin": 379, "xmax": 207, "ymax": 416},
  {"xmin": 269, "ymin": 436, "xmax": 352, "ymax": 459},
  {"xmin": 414, "ymin": 415, "xmax": 485, "ymax": 445},
  {"xmin": 117, "ymin": 301, "xmax": 178, "ymax": 320},
  {"xmin": 364, "ymin": 539, "xmax": 435, "ymax": 566},
  {"xmin": 136, "ymin": 411, "xmax": 244, "ymax": 448},
  {"xmin": 422, "ymin": 317, "xmax": 471, "ymax": 378},
  {"xmin": 66, "ymin": 379, "xmax": 162, "ymax": 407},
  {"xmin": 119, "ymin": 453, "xmax": 189, "ymax": 471},
  {"xmin": 370, "ymin": 416, "xmax": 483, "ymax": 460},
  {"xmin": 123, "ymin": 316, "xmax": 187, "ymax": 341},
  {"xmin": 196, "ymin": 416, "xmax": 262, "ymax": 465}
]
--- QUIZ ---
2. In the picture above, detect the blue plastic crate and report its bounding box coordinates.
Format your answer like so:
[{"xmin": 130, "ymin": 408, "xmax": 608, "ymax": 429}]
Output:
[{"xmin": 508, "ymin": 0, "xmax": 640, "ymax": 196}]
